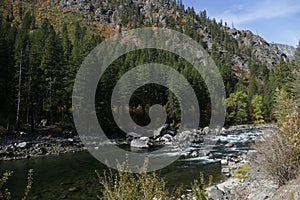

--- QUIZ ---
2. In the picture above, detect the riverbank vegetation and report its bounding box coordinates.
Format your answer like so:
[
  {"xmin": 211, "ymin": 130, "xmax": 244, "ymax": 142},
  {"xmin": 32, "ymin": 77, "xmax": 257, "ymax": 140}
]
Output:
[
  {"xmin": 0, "ymin": 169, "xmax": 33, "ymax": 200},
  {"xmin": 97, "ymin": 162, "xmax": 212, "ymax": 200},
  {"xmin": 254, "ymin": 47, "xmax": 300, "ymax": 188}
]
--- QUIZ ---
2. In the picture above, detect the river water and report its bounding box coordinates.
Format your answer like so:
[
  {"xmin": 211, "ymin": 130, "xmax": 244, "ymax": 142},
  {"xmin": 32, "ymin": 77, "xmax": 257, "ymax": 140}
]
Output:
[{"xmin": 0, "ymin": 128, "xmax": 263, "ymax": 199}]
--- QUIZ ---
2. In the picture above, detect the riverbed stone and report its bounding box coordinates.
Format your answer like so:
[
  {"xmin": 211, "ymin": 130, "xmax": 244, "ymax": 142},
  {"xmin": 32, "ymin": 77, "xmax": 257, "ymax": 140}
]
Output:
[
  {"xmin": 208, "ymin": 186, "xmax": 225, "ymax": 200},
  {"xmin": 130, "ymin": 137, "xmax": 149, "ymax": 148},
  {"xmin": 221, "ymin": 167, "xmax": 231, "ymax": 174},
  {"xmin": 160, "ymin": 134, "xmax": 174, "ymax": 142},
  {"xmin": 221, "ymin": 159, "xmax": 228, "ymax": 165},
  {"xmin": 190, "ymin": 151, "xmax": 198, "ymax": 157},
  {"xmin": 17, "ymin": 142, "xmax": 27, "ymax": 148},
  {"xmin": 224, "ymin": 143, "xmax": 234, "ymax": 148},
  {"xmin": 203, "ymin": 126, "xmax": 210, "ymax": 135}
]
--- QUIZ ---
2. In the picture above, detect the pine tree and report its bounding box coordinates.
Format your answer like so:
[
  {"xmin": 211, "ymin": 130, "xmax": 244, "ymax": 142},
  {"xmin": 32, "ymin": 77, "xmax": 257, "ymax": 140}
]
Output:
[
  {"xmin": 291, "ymin": 43, "xmax": 300, "ymax": 105},
  {"xmin": 40, "ymin": 28, "xmax": 63, "ymax": 124},
  {"xmin": 0, "ymin": 16, "xmax": 15, "ymax": 128},
  {"xmin": 248, "ymin": 75, "xmax": 258, "ymax": 101}
]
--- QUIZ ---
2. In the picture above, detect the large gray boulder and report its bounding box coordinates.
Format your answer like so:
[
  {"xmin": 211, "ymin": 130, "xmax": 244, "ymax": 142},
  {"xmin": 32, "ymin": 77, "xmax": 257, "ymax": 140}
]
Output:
[
  {"xmin": 130, "ymin": 137, "xmax": 149, "ymax": 148},
  {"xmin": 208, "ymin": 186, "xmax": 225, "ymax": 200}
]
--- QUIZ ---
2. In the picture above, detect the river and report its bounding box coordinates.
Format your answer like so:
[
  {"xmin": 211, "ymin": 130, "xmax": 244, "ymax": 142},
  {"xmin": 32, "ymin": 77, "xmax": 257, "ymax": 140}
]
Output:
[{"xmin": 0, "ymin": 128, "xmax": 265, "ymax": 199}]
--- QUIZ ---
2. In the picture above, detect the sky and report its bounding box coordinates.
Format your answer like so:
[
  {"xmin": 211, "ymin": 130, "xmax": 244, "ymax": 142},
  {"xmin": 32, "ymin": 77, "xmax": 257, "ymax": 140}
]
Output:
[{"xmin": 182, "ymin": 0, "xmax": 300, "ymax": 47}]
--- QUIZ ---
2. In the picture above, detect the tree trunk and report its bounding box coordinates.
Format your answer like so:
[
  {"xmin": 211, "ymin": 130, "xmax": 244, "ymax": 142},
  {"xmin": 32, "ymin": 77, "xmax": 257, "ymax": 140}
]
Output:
[{"xmin": 16, "ymin": 50, "xmax": 22, "ymax": 131}]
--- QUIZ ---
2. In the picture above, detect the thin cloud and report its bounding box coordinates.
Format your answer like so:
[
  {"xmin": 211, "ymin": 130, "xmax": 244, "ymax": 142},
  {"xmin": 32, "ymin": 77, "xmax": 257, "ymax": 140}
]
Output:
[{"xmin": 217, "ymin": 0, "xmax": 300, "ymax": 25}]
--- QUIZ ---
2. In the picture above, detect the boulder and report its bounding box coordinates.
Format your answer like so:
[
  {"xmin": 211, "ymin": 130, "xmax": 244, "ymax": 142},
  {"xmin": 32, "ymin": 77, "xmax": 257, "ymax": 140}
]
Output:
[
  {"xmin": 203, "ymin": 126, "xmax": 210, "ymax": 135},
  {"xmin": 153, "ymin": 126, "xmax": 164, "ymax": 138},
  {"xmin": 153, "ymin": 124, "xmax": 171, "ymax": 139},
  {"xmin": 221, "ymin": 159, "xmax": 228, "ymax": 165},
  {"xmin": 208, "ymin": 186, "xmax": 225, "ymax": 200},
  {"xmin": 225, "ymin": 143, "xmax": 234, "ymax": 148},
  {"xmin": 166, "ymin": 129, "xmax": 177, "ymax": 137},
  {"xmin": 221, "ymin": 167, "xmax": 231, "ymax": 174},
  {"xmin": 130, "ymin": 137, "xmax": 149, "ymax": 148},
  {"xmin": 160, "ymin": 134, "xmax": 174, "ymax": 142},
  {"xmin": 126, "ymin": 132, "xmax": 141, "ymax": 142},
  {"xmin": 190, "ymin": 151, "xmax": 198, "ymax": 157},
  {"xmin": 221, "ymin": 127, "xmax": 226, "ymax": 134},
  {"xmin": 17, "ymin": 142, "xmax": 27, "ymax": 148}
]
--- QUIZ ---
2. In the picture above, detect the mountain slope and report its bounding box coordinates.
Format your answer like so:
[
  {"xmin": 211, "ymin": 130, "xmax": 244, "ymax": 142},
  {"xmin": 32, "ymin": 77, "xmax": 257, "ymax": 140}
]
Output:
[{"xmin": 54, "ymin": 0, "xmax": 289, "ymax": 71}]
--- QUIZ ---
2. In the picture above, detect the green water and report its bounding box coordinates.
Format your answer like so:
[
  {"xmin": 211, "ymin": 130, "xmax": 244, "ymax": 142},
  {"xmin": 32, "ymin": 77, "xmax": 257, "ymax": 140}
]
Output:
[{"xmin": 0, "ymin": 151, "xmax": 223, "ymax": 200}]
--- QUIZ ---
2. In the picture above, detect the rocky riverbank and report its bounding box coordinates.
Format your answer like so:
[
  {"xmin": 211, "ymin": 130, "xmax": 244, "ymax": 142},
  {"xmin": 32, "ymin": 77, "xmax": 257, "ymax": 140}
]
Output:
[
  {"xmin": 206, "ymin": 150, "xmax": 279, "ymax": 200},
  {"xmin": 0, "ymin": 132, "xmax": 85, "ymax": 161},
  {"xmin": 206, "ymin": 125, "xmax": 280, "ymax": 200},
  {"xmin": 0, "ymin": 124, "xmax": 275, "ymax": 163}
]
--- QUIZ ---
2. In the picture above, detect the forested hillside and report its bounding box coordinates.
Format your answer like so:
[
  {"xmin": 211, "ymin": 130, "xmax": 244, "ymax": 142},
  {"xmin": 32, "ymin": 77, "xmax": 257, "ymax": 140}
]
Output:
[{"xmin": 0, "ymin": 0, "xmax": 298, "ymax": 134}]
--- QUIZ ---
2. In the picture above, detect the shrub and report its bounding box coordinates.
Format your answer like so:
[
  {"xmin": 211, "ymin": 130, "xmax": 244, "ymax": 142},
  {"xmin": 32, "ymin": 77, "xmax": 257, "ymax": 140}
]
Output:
[
  {"xmin": 0, "ymin": 169, "xmax": 33, "ymax": 200},
  {"xmin": 0, "ymin": 171, "xmax": 12, "ymax": 200},
  {"xmin": 254, "ymin": 126, "xmax": 300, "ymax": 186},
  {"xmin": 97, "ymin": 170, "xmax": 167, "ymax": 200},
  {"xmin": 191, "ymin": 173, "xmax": 212, "ymax": 200},
  {"xmin": 97, "ymin": 161, "xmax": 212, "ymax": 199},
  {"xmin": 254, "ymin": 89, "xmax": 300, "ymax": 186}
]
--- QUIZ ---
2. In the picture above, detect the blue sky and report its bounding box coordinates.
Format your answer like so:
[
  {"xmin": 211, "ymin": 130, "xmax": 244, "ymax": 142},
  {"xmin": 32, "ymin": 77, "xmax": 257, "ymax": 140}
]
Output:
[{"xmin": 182, "ymin": 0, "xmax": 300, "ymax": 47}]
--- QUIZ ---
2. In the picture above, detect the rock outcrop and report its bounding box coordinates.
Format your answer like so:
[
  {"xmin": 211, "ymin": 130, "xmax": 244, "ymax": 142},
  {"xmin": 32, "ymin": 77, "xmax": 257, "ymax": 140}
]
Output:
[
  {"xmin": 273, "ymin": 43, "xmax": 296, "ymax": 61},
  {"xmin": 53, "ymin": 0, "xmax": 291, "ymax": 74}
]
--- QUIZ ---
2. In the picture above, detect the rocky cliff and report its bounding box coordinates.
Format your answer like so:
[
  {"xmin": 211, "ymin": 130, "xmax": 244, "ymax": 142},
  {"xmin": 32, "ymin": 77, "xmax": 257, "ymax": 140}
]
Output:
[
  {"xmin": 18, "ymin": 0, "xmax": 293, "ymax": 73},
  {"xmin": 273, "ymin": 43, "xmax": 296, "ymax": 61}
]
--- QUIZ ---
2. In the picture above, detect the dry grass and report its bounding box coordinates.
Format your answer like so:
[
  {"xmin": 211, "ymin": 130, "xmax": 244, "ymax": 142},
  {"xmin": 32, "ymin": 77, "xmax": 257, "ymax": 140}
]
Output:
[{"xmin": 254, "ymin": 130, "xmax": 300, "ymax": 186}]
